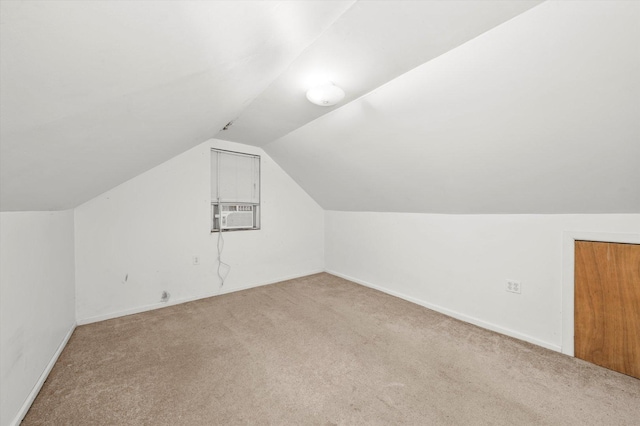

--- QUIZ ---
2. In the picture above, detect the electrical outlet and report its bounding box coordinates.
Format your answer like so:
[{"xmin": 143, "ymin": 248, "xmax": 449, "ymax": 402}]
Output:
[
  {"xmin": 506, "ymin": 280, "xmax": 522, "ymax": 294},
  {"xmin": 192, "ymin": 256, "xmax": 200, "ymax": 265}
]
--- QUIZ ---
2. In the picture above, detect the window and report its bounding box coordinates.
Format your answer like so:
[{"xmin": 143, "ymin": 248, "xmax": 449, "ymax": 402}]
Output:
[{"xmin": 211, "ymin": 149, "xmax": 260, "ymax": 232}]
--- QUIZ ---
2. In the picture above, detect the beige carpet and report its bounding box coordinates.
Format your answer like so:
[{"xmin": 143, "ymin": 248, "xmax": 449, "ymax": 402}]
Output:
[{"xmin": 24, "ymin": 273, "xmax": 640, "ymax": 425}]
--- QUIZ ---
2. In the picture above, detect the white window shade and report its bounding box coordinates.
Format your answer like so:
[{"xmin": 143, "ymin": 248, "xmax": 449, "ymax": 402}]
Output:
[{"xmin": 211, "ymin": 150, "xmax": 260, "ymax": 204}]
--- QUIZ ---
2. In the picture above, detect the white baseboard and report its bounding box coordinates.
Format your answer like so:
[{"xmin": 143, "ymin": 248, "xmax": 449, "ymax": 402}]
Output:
[
  {"xmin": 10, "ymin": 322, "xmax": 76, "ymax": 426},
  {"xmin": 8, "ymin": 269, "xmax": 559, "ymax": 426},
  {"xmin": 77, "ymin": 269, "xmax": 325, "ymax": 326},
  {"xmin": 326, "ymin": 269, "xmax": 561, "ymax": 353}
]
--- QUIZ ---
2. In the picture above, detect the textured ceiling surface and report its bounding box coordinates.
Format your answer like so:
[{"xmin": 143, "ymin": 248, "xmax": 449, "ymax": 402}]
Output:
[{"xmin": 1, "ymin": 1, "xmax": 638, "ymax": 214}]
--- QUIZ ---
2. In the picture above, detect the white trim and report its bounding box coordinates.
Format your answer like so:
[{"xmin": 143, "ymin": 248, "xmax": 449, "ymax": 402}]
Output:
[
  {"xmin": 9, "ymin": 322, "xmax": 77, "ymax": 426},
  {"xmin": 561, "ymin": 231, "xmax": 640, "ymax": 356},
  {"xmin": 326, "ymin": 269, "xmax": 561, "ymax": 352},
  {"xmin": 77, "ymin": 270, "xmax": 324, "ymax": 325}
]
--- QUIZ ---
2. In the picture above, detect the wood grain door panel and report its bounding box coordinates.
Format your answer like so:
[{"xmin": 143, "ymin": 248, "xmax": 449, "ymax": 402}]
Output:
[{"xmin": 575, "ymin": 241, "xmax": 640, "ymax": 379}]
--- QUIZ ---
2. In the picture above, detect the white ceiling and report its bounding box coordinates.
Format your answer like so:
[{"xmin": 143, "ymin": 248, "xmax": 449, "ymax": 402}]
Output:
[
  {"xmin": 265, "ymin": 0, "xmax": 640, "ymax": 213},
  {"xmin": 1, "ymin": 0, "xmax": 637, "ymax": 214},
  {"xmin": 217, "ymin": 0, "xmax": 543, "ymax": 146},
  {"xmin": 0, "ymin": 0, "xmax": 353, "ymax": 210}
]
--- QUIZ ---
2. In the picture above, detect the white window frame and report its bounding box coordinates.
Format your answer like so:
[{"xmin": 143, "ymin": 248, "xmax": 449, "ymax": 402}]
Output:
[{"xmin": 211, "ymin": 148, "xmax": 260, "ymax": 232}]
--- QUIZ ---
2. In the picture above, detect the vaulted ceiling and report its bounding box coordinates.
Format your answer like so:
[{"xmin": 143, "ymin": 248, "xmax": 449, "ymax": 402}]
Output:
[
  {"xmin": 0, "ymin": 0, "xmax": 353, "ymax": 210},
  {"xmin": 2, "ymin": 1, "xmax": 638, "ymax": 213},
  {"xmin": 265, "ymin": 0, "xmax": 640, "ymax": 213}
]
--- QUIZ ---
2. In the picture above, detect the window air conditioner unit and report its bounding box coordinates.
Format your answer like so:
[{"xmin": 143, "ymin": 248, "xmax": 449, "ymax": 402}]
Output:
[{"xmin": 220, "ymin": 205, "xmax": 255, "ymax": 230}]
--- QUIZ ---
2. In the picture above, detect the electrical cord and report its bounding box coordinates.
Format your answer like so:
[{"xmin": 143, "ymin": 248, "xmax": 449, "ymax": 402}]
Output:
[
  {"xmin": 215, "ymin": 191, "xmax": 231, "ymax": 286},
  {"xmin": 214, "ymin": 152, "xmax": 230, "ymax": 288},
  {"xmin": 216, "ymin": 220, "xmax": 231, "ymax": 287}
]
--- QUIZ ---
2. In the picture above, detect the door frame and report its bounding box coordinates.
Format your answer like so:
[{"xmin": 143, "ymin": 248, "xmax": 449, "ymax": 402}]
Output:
[{"xmin": 561, "ymin": 231, "xmax": 640, "ymax": 356}]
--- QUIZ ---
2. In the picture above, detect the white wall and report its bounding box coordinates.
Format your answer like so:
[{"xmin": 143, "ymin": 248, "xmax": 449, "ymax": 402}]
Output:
[
  {"xmin": 325, "ymin": 212, "xmax": 640, "ymax": 350},
  {"xmin": 75, "ymin": 139, "xmax": 324, "ymax": 323},
  {"xmin": 0, "ymin": 211, "xmax": 76, "ymax": 426}
]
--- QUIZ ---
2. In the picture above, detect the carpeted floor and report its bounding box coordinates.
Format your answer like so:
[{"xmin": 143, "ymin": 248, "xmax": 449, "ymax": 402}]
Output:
[{"xmin": 24, "ymin": 273, "xmax": 640, "ymax": 425}]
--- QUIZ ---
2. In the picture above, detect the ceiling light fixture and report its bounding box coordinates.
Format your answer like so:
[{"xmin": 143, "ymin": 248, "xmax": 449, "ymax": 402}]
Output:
[{"xmin": 306, "ymin": 81, "xmax": 345, "ymax": 106}]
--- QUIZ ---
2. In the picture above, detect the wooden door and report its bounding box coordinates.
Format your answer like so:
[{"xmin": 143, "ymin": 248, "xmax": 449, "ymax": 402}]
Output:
[{"xmin": 575, "ymin": 241, "xmax": 640, "ymax": 379}]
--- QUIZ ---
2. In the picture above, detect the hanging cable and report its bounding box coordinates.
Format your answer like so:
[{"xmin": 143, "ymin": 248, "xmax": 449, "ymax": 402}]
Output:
[
  {"xmin": 216, "ymin": 214, "xmax": 230, "ymax": 287},
  {"xmin": 215, "ymin": 151, "xmax": 230, "ymax": 287}
]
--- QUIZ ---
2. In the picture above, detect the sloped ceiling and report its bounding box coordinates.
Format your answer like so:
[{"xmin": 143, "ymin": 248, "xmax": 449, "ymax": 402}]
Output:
[
  {"xmin": 0, "ymin": 0, "xmax": 354, "ymax": 211},
  {"xmin": 218, "ymin": 0, "xmax": 543, "ymax": 146},
  {"xmin": 0, "ymin": 0, "xmax": 546, "ymax": 212},
  {"xmin": 264, "ymin": 0, "xmax": 640, "ymax": 213},
  {"xmin": 2, "ymin": 1, "xmax": 637, "ymax": 214}
]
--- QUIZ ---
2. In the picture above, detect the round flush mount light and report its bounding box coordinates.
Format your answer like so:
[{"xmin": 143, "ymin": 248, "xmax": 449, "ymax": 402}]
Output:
[{"xmin": 306, "ymin": 82, "xmax": 345, "ymax": 106}]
